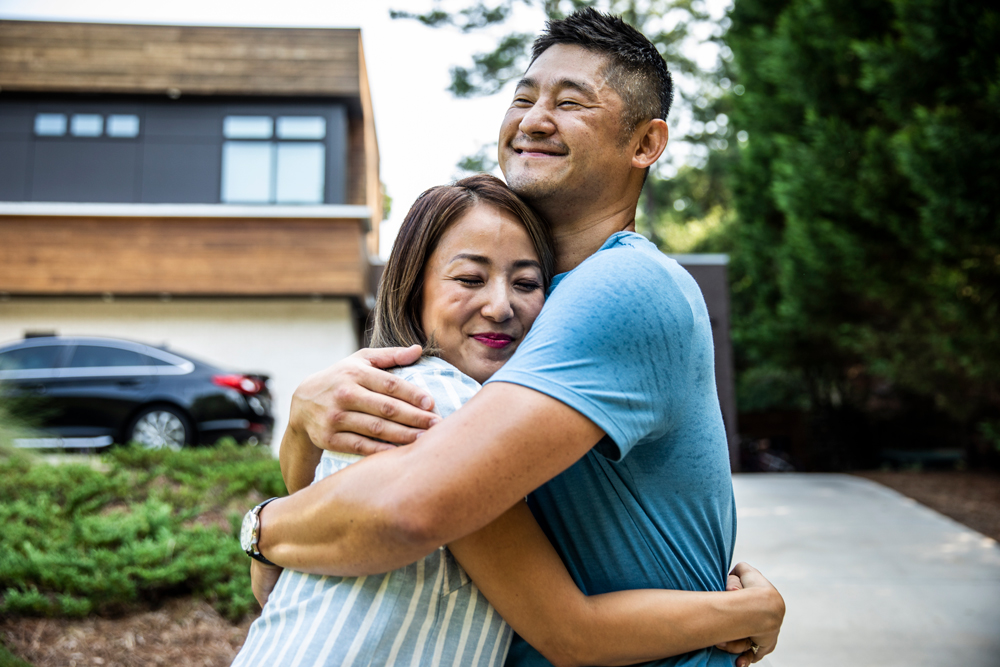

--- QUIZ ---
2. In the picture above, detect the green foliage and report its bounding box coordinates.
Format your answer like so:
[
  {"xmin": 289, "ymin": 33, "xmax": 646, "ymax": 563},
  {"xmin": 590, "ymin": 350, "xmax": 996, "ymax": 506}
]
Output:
[
  {"xmin": 724, "ymin": 0, "xmax": 1000, "ymax": 458},
  {"xmin": 0, "ymin": 640, "xmax": 34, "ymax": 667},
  {"xmin": 454, "ymin": 142, "xmax": 500, "ymax": 177},
  {"xmin": 0, "ymin": 442, "xmax": 285, "ymax": 621}
]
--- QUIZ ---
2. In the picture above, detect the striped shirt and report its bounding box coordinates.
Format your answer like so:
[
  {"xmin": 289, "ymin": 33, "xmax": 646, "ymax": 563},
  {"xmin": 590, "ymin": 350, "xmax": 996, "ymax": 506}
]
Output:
[{"xmin": 233, "ymin": 356, "xmax": 513, "ymax": 667}]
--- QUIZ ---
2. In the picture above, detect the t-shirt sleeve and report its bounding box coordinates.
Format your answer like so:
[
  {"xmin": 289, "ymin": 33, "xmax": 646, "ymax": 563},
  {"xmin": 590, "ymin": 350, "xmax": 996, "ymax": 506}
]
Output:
[{"xmin": 486, "ymin": 247, "xmax": 698, "ymax": 460}]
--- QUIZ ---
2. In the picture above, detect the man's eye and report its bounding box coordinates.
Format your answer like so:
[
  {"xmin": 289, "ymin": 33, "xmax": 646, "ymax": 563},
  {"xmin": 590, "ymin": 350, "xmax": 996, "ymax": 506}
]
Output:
[
  {"xmin": 513, "ymin": 97, "xmax": 533, "ymax": 106},
  {"xmin": 558, "ymin": 100, "xmax": 581, "ymax": 108}
]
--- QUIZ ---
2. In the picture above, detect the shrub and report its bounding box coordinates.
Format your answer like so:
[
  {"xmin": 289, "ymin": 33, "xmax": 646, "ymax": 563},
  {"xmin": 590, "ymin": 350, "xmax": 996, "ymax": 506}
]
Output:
[{"xmin": 0, "ymin": 441, "xmax": 285, "ymax": 622}]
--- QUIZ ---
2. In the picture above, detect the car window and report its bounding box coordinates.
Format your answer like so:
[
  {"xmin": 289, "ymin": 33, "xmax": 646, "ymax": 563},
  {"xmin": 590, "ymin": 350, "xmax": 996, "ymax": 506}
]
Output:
[
  {"xmin": 0, "ymin": 346, "xmax": 64, "ymax": 371},
  {"xmin": 143, "ymin": 355, "xmax": 175, "ymax": 366},
  {"xmin": 67, "ymin": 345, "xmax": 145, "ymax": 368}
]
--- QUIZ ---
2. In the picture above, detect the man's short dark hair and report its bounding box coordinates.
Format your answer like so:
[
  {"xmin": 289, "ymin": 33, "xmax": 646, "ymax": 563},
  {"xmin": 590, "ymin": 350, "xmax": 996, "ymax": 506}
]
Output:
[{"xmin": 531, "ymin": 8, "xmax": 673, "ymax": 143}]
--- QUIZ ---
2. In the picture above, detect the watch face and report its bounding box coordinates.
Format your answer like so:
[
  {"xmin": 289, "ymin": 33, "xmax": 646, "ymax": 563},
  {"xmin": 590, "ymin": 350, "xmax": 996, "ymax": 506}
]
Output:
[{"xmin": 240, "ymin": 510, "xmax": 255, "ymax": 552}]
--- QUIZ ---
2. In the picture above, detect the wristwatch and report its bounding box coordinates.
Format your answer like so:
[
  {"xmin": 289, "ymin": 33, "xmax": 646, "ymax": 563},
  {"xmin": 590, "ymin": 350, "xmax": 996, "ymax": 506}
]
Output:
[{"xmin": 240, "ymin": 497, "xmax": 280, "ymax": 566}]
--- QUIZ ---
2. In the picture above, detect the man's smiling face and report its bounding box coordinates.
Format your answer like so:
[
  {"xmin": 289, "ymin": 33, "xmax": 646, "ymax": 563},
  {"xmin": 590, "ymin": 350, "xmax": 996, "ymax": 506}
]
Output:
[{"xmin": 499, "ymin": 43, "xmax": 633, "ymax": 207}]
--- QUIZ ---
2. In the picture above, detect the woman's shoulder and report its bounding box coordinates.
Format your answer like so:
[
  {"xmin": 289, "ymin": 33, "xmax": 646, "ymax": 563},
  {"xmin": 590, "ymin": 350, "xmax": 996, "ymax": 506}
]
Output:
[{"xmin": 391, "ymin": 356, "xmax": 482, "ymax": 418}]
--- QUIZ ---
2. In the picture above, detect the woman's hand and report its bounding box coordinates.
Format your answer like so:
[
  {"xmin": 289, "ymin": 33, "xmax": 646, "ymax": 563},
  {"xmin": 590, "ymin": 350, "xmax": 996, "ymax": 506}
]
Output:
[
  {"xmin": 716, "ymin": 562, "xmax": 785, "ymax": 666},
  {"xmin": 250, "ymin": 560, "xmax": 283, "ymax": 608}
]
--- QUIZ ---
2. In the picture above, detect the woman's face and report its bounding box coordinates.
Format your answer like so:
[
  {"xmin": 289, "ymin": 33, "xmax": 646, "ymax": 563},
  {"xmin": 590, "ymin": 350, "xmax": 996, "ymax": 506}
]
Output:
[{"xmin": 420, "ymin": 202, "xmax": 546, "ymax": 384}]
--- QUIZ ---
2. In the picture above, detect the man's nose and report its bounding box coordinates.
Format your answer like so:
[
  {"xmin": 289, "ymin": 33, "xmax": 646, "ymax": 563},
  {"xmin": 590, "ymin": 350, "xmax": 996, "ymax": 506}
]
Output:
[
  {"xmin": 481, "ymin": 283, "xmax": 514, "ymax": 322},
  {"xmin": 518, "ymin": 101, "xmax": 556, "ymax": 137}
]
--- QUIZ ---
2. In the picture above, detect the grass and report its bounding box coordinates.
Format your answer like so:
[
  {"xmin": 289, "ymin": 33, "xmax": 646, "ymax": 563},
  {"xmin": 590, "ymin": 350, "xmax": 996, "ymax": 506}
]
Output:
[{"xmin": 0, "ymin": 440, "xmax": 286, "ymax": 622}]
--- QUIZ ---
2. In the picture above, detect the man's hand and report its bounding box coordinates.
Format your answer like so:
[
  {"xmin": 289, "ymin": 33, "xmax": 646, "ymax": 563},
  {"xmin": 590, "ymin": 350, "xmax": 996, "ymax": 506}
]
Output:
[
  {"xmin": 279, "ymin": 345, "xmax": 441, "ymax": 493},
  {"xmin": 716, "ymin": 562, "xmax": 785, "ymax": 666},
  {"xmin": 250, "ymin": 560, "xmax": 283, "ymax": 608}
]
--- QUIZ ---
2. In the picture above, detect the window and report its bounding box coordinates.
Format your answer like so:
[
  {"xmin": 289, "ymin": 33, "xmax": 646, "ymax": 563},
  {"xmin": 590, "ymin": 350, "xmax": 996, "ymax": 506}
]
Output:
[
  {"xmin": 70, "ymin": 114, "xmax": 103, "ymax": 137},
  {"xmin": 34, "ymin": 114, "xmax": 67, "ymax": 136},
  {"xmin": 34, "ymin": 113, "xmax": 139, "ymax": 139},
  {"xmin": 0, "ymin": 346, "xmax": 63, "ymax": 371},
  {"xmin": 107, "ymin": 115, "xmax": 140, "ymax": 137},
  {"xmin": 221, "ymin": 115, "xmax": 326, "ymax": 204},
  {"xmin": 67, "ymin": 346, "xmax": 144, "ymax": 368}
]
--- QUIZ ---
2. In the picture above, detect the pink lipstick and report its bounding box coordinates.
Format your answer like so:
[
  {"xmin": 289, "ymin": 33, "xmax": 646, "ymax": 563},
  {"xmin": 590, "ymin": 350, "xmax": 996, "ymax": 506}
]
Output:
[{"xmin": 473, "ymin": 333, "xmax": 514, "ymax": 349}]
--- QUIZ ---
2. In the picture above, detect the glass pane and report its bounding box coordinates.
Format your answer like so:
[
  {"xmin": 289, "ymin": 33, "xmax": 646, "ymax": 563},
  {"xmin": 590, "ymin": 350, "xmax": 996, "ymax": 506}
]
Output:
[
  {"xmin": 223, "ymin": 116, "xmax": 273, "ymax": 139},
  {"xmin": 107, "ymin": 114, "xmax": 140, "ymax": 137},
  {"xmin": 71, "ymin": 114, "xmax": 103, "ymax": 137},
  {"xmin": 277, "ymin": 116, "xmax": 326, "ymax": 140},
  {"xmin": 34, "ymin": 113, "xmax": 67, "ymax": 136},
  {"xmin": 0, "ymin": 346, "xmax": 63, "ymax": 371},
  {"xmin": 222, "ymin": 141, "xmax": 274, "ymax": 203},
  {"xmin": 276, "ymin": 143, "xmax": 325, "ymax": 204},
  {"xmin": 67, "ymin": 346, "xmax": 144, "ymax": 368}
]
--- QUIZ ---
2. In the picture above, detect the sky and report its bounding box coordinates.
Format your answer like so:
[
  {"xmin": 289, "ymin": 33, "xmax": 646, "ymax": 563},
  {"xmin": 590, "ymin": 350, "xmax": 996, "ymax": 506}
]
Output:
[{"xmin": 0, "ymin": 0, "xmax": 730, "ymax": 257}]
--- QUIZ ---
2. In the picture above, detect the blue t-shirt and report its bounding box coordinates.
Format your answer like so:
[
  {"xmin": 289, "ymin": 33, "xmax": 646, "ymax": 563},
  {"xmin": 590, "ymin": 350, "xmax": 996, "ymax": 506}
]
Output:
[{"xmin": 487, "ymin": 232, "xmax": 737, "ymax": 667}]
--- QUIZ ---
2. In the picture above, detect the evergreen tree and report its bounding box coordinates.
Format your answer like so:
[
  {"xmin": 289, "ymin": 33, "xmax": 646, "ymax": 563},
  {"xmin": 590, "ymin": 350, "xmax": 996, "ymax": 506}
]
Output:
[{"xmin": 725, "ymin": 0, "xmax": 1000, "ymax": 465}]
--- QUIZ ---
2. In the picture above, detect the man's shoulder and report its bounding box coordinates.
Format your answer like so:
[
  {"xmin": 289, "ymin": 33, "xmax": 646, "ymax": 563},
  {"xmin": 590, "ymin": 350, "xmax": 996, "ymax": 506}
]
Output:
[
  {"xmin": 547, "ymin": 232, "xmax": 699, "ymax": 326},
  {"xmin": 558, "ymin": 232, "xmax": 690, "ymax": 298}
]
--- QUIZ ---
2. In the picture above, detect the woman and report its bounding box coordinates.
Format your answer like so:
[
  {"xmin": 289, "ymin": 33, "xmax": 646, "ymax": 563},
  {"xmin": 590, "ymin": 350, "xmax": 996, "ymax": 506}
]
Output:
[{"xmin": 234, "ymin": 174, "xmax": 782, "ymax": 667}]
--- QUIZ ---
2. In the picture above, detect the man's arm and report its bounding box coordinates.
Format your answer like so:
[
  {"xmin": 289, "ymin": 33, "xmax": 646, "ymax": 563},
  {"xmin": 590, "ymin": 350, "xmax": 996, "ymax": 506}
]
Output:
[{"xmin": 258, "ymin": 381, "xmax": 604, "ymax": 576}]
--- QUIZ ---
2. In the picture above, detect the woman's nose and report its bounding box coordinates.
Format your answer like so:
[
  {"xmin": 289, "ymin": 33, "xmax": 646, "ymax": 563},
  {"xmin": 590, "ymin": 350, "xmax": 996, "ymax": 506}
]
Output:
[{"xmin": 481, "ymin": 283, "xmax": 514, "ymax": 322}]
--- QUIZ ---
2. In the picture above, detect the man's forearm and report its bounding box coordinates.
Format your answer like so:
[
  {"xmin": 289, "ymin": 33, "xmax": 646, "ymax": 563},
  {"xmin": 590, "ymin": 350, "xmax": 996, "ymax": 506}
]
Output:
[{"xmin": 257, "ymin": 382, "xmax": 603, "ymax": 576}]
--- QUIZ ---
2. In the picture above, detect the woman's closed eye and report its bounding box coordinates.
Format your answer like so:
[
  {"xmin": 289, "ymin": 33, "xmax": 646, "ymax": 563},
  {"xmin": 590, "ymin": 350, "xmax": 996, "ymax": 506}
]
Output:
[
  {"xmin": 515, "ymin": 279, "xmax": 543, "ymax": 293},
  {"xmin": 453, "ymin": 275, "xmax": 485, "ymax": 287}
]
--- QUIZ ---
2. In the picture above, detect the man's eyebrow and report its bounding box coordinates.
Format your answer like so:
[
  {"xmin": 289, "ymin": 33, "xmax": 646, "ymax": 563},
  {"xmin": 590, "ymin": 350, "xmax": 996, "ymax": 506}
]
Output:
[{"xmin": 515, "ymin": 76, "xmax": 598, "ymax": 100}]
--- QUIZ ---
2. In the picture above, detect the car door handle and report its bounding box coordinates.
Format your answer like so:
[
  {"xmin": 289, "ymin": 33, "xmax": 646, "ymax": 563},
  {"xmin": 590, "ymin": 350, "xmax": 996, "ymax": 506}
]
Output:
[
  {"xmin": 117, "ymin": 379, "xmax": 141, "ymax": 387},
  {"xmin": 24, "ymin": 384, "xmax": 47, "ymax": 394}
]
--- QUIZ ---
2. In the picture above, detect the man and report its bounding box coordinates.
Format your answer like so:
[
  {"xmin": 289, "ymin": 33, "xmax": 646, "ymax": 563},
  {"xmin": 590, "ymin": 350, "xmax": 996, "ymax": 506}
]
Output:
[{"xmin": 249, "ymin": 9, "xmax": 774, "ymax": 666}]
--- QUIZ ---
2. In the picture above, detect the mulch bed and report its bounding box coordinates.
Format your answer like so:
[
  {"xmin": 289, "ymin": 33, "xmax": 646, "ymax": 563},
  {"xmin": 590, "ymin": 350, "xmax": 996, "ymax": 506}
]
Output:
[
  {"xmin": 0, "ymin": 598, "xmax": 256, "ymax": 667},
  {"xmin": 854, "ymin": 470, "xmax": 1000, "ymax": 542},
  {"xmin": 3, "ymin": 471, "xmax": 998, "ymax": 667}
]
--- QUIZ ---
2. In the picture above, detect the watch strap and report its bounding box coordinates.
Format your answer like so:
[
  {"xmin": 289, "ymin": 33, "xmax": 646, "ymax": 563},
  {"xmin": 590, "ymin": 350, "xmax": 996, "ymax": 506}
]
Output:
[{"xmin": 247, "ymin": 496, "xmax": 280, "ymax": 566}]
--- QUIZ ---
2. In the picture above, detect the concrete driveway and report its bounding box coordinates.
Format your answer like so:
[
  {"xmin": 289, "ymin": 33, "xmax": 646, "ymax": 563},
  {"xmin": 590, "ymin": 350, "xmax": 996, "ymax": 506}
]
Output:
[{"xmin": 731, "ymin": 473, "xmax": 1000, "ymax": 667}]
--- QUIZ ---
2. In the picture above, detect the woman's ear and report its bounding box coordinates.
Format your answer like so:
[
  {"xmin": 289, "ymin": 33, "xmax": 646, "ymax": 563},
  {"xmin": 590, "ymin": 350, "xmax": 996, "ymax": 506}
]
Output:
[{"xmin": 631, "ymin": 119, "xmax": 669, "ymax": 170}]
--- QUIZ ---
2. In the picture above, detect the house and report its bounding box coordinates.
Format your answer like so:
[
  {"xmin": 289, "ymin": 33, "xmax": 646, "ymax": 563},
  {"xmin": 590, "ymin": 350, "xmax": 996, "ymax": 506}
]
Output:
[{"xmin": 0, "ymin": 20, "xmax": 383, "ymax": 445}]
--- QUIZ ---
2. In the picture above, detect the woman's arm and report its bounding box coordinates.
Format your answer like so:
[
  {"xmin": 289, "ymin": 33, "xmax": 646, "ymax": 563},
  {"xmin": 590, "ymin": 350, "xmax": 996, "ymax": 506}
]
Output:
[{"xmin": 449, "ymin": 503, "xmax": 784, "ymax": 667}]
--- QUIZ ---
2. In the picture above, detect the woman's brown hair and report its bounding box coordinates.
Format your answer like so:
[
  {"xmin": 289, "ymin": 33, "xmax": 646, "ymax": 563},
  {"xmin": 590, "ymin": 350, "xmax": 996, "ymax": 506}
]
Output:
[{"xmin": 369, "ymin": 173, "xmax": 555, "ymax": 350}]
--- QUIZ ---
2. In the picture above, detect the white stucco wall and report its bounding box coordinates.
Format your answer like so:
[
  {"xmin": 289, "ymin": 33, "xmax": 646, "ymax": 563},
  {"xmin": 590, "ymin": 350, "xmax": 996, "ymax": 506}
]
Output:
[{"xmin": 0, "ymin": 297, "xmax": 359, "ymax": 454}]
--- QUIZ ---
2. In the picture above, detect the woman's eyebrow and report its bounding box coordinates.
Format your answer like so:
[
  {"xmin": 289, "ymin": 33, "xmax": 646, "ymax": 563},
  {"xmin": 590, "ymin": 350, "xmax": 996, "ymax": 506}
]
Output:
[
  {"xmin": 449, "ymin": 253, "xmax": 491, "ymax": 266},
  {"xmin": 448, "ymin": 254, "xmax": 542, "ymax": 271},
  {"xmin": 513, "ymin": 259, "xmax": 543, "ymax": 270}
]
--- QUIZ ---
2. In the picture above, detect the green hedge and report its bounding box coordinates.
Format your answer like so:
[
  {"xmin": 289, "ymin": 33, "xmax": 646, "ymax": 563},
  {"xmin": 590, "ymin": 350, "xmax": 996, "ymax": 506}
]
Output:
[{"xmin": 0, "ymin": 441, "xmax": 286, "ymax": 622}]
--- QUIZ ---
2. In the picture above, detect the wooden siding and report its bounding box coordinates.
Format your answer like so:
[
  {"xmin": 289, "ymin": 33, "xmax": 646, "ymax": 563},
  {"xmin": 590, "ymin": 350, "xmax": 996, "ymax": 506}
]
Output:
[
  {"xmin": 0, "ymin": 216, "xmax": 368, "ymax": 296},
  {"xmin": 358, "ymin": 33, "xmax": 381, "ymax": 257},
  {"xmin": 0, "ymin": 21, "xmax": 361, "ymax": 97}
]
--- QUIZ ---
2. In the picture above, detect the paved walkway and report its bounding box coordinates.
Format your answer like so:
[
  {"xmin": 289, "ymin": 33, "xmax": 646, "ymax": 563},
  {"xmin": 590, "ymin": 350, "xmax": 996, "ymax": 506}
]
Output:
[{"xmin": 731, "ymin": 473, "xmax": 1000, "ymax": 667}]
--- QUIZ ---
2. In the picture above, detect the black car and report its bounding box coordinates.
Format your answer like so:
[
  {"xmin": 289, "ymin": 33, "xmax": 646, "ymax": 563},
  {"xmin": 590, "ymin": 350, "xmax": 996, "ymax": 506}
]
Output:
[{"xmin": 0, "ymin": 335, "xmax": 274, "ymax": 450}]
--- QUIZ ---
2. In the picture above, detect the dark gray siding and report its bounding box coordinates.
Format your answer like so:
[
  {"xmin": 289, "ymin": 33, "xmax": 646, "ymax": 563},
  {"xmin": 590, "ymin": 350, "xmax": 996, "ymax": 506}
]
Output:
[{"xmin": 0, "ymin": 96, "xmax": 349, "ymax": 205}]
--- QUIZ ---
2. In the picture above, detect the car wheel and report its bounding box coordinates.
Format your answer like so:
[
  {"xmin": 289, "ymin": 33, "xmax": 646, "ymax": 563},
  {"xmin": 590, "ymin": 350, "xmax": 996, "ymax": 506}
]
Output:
[{"xmin": 128, "ymin": 407, "xmax": 191, "ymax": 451}]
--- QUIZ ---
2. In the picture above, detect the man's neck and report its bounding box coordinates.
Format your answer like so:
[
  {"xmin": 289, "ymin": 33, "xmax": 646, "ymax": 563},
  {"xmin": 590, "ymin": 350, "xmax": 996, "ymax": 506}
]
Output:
[{"xmin": 536, "ymin": 196, "xmax": 639, "ymax": 275}]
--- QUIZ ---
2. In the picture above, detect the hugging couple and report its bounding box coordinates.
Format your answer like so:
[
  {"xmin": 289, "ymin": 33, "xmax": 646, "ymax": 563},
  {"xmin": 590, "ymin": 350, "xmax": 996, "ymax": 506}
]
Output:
[{"xmin": 235, "ymin": 9, "xmax": 785, "ymax": 667}]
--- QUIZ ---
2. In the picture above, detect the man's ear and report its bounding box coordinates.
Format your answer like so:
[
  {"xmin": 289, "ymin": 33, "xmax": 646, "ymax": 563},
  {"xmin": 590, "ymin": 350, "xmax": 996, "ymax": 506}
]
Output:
[{"xmin": 631, "ymin": 118, "xmax": 669, "ymax": 170}]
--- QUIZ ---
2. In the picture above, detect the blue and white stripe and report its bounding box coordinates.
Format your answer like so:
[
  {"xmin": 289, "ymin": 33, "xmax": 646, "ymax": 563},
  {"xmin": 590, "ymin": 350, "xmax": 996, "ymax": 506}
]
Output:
[{"xmin": 233, "ymin": 356, "xmax": 511, "ymax": 667}]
